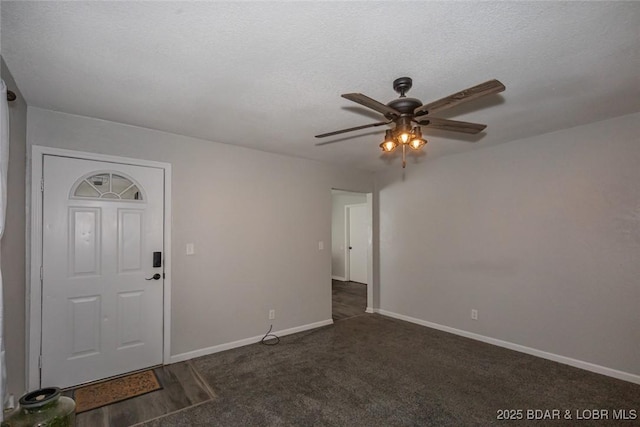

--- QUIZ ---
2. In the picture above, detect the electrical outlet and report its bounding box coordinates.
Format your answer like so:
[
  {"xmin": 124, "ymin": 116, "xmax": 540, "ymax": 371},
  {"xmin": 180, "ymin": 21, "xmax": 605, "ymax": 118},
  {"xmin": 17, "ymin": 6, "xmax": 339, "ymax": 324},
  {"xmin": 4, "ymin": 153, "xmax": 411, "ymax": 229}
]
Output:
[
  {"xmin": 269, "ymin": 309, "xmax": 275, "ymax": 320},
  {"xmin": 186, "ymin": 243, "xmax": 195, "ymax": 255},
  {"xmin": 471, "ymin": 309, "xmax": 478, "ymax": 320}
]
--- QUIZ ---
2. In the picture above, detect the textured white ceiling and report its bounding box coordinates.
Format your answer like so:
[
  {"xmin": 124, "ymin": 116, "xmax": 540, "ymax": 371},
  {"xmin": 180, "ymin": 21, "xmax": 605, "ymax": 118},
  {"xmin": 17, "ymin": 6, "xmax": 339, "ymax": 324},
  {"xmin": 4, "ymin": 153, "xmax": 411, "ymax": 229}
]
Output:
[{"xmin": 2, "ymin": 2, "xmax": 639, "ymax": 171}]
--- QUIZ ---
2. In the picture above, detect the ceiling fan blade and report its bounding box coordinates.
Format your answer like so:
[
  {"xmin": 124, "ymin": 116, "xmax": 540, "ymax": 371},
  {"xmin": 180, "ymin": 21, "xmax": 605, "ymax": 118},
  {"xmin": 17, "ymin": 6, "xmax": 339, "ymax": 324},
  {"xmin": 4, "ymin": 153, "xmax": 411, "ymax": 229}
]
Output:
[
  {"xmin": 415, "ymin": 117, "xmax": 487, "ymax": 134},
  {"xmin": 315, "ymin": 120, "xmax": 391, "ymax": 139},
  {"xmin": 342, "ymin": 93, "xmax": 401, "ymax": 118},
  {"xmin": 414, "ymin": 79, "xmax": 505, "ymax": 116}
]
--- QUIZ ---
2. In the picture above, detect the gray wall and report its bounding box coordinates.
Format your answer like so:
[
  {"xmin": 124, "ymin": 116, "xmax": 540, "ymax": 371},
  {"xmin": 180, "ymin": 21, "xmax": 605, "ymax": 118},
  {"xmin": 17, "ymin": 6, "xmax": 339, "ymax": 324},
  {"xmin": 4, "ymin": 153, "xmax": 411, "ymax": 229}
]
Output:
[
  {"xmin": 14, "ymin": 103, "xmax": 640, "ymax": 389},
  {"xmin": 26, "ymin": 107, "xmax": 373, "ymax": 360},
  {"xmin": 331, "ymin": 191, "xmax": 367, "ymax": 280},
  {"xmin": 1, "ymin": 58, "xmax": 27, "ymax": 398},
  {"xmin": 376, "ymin": 112, "xmax": 640, "ymax": 376}
]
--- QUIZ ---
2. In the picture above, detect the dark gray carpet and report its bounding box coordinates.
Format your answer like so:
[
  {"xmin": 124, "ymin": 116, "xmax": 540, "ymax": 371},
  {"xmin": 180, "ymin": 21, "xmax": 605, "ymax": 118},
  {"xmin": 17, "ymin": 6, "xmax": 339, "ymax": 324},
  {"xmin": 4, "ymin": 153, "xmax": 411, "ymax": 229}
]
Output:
[{"xmin": 141, "ymin": 315, "xmax": 639, "ymax": 426}]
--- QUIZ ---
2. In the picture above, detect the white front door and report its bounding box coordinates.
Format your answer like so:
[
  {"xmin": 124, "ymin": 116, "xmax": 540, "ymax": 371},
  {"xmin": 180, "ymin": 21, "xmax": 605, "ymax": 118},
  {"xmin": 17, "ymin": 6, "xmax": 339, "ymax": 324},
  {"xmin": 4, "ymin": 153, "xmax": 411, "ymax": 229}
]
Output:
[
  {"xmin": 348, "ymin": 204, "xmax": 368, "ymax": 284},
  {"xmin": 41, "ymin": 155, "xmax": 164, "ymax": 388}
]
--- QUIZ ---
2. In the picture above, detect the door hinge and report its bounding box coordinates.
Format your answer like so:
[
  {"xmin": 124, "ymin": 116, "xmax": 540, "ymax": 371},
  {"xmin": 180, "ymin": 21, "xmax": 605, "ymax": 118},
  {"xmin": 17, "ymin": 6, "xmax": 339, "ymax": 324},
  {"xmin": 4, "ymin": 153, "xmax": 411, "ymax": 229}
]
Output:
[
  {"xmin": 40, "ymin": 178, "xmax": 44, "ymax": 192},
  {"xmin": 38, "ymin": 355, "xmax": 43, "ymax": 370},
  {"xmin": 40, "ymin": 265, "xmax": 43, "ymax": 282}
]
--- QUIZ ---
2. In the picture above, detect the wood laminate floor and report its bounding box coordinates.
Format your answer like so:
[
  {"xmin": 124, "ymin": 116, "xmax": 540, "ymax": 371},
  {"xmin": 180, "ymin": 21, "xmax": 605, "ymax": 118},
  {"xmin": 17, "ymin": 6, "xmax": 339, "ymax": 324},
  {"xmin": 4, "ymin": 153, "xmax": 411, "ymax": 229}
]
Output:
[
  {"xmin": 68, "ymin": 361, "xmax": 215, "ymax": 427},
  {"xmin": 332, "ymin": 279, "xmax": 367, "ymax": 321}
]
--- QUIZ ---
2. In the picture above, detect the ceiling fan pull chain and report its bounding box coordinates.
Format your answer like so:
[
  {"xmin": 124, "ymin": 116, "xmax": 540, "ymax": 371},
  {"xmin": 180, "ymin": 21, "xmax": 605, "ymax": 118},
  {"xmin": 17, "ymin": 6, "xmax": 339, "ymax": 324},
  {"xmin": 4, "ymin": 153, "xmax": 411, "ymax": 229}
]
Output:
[{"xmin": 402, "ymin": 144, "xmax": 407, "ymax": 169}]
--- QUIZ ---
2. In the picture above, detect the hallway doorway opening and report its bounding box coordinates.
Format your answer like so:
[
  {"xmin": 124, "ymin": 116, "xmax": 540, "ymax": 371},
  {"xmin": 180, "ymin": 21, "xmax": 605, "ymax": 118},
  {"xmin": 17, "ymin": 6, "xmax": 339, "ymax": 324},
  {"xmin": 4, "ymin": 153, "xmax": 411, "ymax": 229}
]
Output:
[{"xmin": 330, "ymin": 189, "xmax": 373, "ymax": 319}]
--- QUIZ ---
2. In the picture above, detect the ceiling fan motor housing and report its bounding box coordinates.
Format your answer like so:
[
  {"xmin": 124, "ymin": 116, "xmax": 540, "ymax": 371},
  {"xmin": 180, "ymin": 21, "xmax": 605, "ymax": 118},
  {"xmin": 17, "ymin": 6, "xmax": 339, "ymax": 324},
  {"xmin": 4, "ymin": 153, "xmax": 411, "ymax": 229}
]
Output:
[{"xmin": 386, "ymin": 97, "xmax": 422, "ymax": 117}]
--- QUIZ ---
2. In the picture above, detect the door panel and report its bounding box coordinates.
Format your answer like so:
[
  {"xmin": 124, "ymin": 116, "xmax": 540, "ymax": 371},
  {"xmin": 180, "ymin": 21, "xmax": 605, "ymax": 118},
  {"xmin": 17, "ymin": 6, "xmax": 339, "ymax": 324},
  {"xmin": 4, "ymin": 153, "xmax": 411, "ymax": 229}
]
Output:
[
  {"xmin": 69, "ymin": 208, "xmax": 101, "ymax": 276},
  {"xmin": 117, "ymin": 291, "xmax": 144, "ymax": 349},
  {"xmin": 41, "ymin": 155, "xmax": 164, "ymax": 388},
  {"xmin": 68, "ymin": 295, "xmax": 101, "ymax": 358},
  {"xmin": 118, "ymin": 209, "xmax": 144, "ymax": 273}
]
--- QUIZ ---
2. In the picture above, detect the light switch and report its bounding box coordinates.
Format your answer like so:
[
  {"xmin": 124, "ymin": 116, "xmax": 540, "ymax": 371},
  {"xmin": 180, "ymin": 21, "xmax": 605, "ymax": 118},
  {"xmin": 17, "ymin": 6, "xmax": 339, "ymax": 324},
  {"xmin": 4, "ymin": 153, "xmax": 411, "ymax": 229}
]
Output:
[
  {"xmin": 318, "ymin": 241, "xmax": 324, "ymax": 250},
  {"xmin": 186, "ymin": 243, "xmax": 195, "ymax": 255}
]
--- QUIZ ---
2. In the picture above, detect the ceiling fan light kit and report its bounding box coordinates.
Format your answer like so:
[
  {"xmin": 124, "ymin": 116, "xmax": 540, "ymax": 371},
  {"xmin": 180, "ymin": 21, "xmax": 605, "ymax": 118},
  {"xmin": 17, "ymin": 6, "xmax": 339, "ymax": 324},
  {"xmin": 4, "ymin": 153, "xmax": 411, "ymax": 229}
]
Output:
[
  {"xmin": 379, "ymin": 124, "xmax": 427, "ymax": 168},
  {"xmin": 316, "ymin": 77, "xmax": 506, "ymax": 168}
]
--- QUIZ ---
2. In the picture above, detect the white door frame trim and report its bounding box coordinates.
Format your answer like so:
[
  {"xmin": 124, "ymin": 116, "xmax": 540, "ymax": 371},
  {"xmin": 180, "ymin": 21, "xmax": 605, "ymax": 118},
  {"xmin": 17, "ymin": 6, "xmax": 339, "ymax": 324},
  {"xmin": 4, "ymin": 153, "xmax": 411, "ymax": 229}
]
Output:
[{"xmin": 27, "ymin": 146, "xmax": 173, "ymax": 390}]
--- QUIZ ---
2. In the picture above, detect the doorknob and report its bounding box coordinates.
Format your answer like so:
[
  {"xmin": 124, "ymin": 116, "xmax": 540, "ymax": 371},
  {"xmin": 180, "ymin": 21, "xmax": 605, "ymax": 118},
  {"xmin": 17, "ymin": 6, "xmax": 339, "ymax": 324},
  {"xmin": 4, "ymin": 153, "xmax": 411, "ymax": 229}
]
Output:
[
  {"xmin": 349, "ymin": 246, "xmax": 353, "ymax": 250},
  {"xmin": 145, "ymin": 273, "xmax": 162, "ymax": 281}
]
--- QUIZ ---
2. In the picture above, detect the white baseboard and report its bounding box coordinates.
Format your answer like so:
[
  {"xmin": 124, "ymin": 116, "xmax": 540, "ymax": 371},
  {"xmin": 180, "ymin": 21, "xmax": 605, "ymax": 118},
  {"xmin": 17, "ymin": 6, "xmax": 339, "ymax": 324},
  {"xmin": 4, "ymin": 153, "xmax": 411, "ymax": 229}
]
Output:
[
  {"xmin": 365, "ymin": 307, "xmax": 374, "ymax": 314},
  {"xmin": 375, "ymin": 309, "xmax": 640, "ymax": 385},
  {"xmin": 332, "ymin": 275, "xmax": 346, "ymax": 281},
  {"xmin": 169, "ymin": 319, "xmax": 334, "ymax": 364}
]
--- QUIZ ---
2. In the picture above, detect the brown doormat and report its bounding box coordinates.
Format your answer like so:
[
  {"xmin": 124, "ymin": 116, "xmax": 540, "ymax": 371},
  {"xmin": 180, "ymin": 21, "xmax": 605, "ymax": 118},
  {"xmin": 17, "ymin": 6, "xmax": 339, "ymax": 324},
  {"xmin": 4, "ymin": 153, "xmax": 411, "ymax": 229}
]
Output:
[{"xmin": 74, "ymin": 370, "xmax": 162, "ymax": 413}]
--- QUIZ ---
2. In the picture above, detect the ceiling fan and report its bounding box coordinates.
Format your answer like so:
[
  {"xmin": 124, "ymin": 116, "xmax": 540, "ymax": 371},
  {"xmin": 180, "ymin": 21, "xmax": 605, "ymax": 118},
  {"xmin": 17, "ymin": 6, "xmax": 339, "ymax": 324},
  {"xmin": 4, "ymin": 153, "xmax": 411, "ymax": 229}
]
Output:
[{"xmin": 315, "ymin": 77, "xmax": 506, "ymax": 168}]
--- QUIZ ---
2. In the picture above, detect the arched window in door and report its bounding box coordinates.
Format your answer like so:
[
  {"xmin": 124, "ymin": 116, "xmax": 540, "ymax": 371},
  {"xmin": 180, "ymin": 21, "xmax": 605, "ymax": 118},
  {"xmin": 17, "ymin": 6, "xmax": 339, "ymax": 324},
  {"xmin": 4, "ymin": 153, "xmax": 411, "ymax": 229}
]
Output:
[{"xmin": 70, "ymin": 171, "xmax": 146, "ymax": 201}]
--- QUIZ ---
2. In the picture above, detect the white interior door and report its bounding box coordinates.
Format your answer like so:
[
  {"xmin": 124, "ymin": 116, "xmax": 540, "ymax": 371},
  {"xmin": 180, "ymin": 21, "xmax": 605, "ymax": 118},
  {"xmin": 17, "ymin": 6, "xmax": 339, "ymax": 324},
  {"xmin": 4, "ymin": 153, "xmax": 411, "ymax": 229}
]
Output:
[
  {"xmin": 41, "ymin": 155, "xmax": 164, "ymax": 388},
  {"xmin": 348, "ymin": 204, "xmax": 368, "ymax": 284}
]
